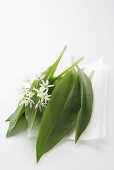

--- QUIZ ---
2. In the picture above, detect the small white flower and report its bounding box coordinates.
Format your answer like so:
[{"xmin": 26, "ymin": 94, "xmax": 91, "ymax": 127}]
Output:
[
  {"xmin": 40, "ymin": 80, "xmax": 54, "ymax": 92},
  {"xmin": 33, "ymin": 88, "xmax": 44, "ymax": 99},
  {"xmin": 19, "ymin": 77, "xmax": 32, "ymax": 96},
  {"xmin": 29, "ymin": 99, "xmax": 34, "ymax": 108},
  {"xmin": 19, "ymin": 97, "xmax": 34, "ymax": 108},
  {"xmin": 33, "ymin": 87, "xmax": 51, "ymax": 103},
  {"xmin": 26, "ymin": 91, "xmax": 35, "ymax": 98},
  {"xmin": 35, "ymin": 100, "xmax": 46, "ymax": 112},
  {"xmin": 43, "ymin": 93, "xmax": 51, "ymax": 104},
  {"xmin": 20, "ymin": 86, "xmax": 34, "ymax": 98},
  {"xmin": 19, "ymin": 85, "xmax": 35, "ymax": 108},
  {"xmin": 19, "ymin": 86, "xmax": 29, "ymax": 96}
]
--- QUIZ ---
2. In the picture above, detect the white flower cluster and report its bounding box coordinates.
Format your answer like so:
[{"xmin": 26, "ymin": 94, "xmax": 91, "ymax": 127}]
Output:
[
  {"xmin": 33, "ymin": 80, "xmax": 54, "ymax": 112},
  {"xmin": 19, "ymin": 76, "xmax": 54, "ymax": 112}
]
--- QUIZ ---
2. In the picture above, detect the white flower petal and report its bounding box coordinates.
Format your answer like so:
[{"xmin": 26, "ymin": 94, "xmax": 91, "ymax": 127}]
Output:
[
  {"xmin": 46, "ymin": 80, "xmax": 49, "ymax": 85},
  {"xmin": 48, "ymin": 84, "xmax": 54, "ymax": 87}
]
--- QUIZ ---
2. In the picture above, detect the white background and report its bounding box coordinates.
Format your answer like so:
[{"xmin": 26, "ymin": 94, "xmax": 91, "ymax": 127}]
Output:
[{"xmin": 0, "ymin": 0, "xmax": 114, "ymax": 170}]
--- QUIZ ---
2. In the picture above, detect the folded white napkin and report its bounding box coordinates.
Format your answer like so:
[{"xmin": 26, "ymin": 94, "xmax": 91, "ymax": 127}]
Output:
[
  {"xmin": 66, "ymin": 58, "xmax": 108, "ymax": 141},
  {"xmin": 27, "ymin": 58, "xmax": 108, "ymax": 141}
]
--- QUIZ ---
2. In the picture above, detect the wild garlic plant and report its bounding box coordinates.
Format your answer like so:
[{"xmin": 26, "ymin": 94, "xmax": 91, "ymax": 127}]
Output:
[{"xmin": 6, "ymin": 46, "xmax": 93, "ymax": 163}]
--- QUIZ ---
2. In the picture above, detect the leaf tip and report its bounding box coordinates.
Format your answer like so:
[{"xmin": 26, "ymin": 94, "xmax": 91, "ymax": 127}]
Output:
[
  {"xmin": 64, "ymin": 45, "xmax": 67, "ymax": 50},
  {"xmin": 36, "ymin": 156, "xmax": 41, "ymax": 163},
  {"xmin": 75, "ymin": 132, "xmax": 81, "ymax": 144},
  {"xmin": 36, "ymin": 144, "xmax": 42, "ymax": 163},
  {"xmin": 36, "ymin": 152, "xmax": 42, "ymax": 163},
  {"xmin": 6, "ymin": 131, "xmax": 10, "ymax": 138},
  {"xmin": 6, "ymin": 128, "xmax": 12, "ymax": 138},
  {"xmin": 75, "ymin": 137, "xmax": 79, "ymax": 144}
]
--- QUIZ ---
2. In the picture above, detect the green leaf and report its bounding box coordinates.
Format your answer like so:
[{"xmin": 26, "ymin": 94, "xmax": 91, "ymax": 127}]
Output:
[
  {"xmin": 75, "ymin": 66, "xmax": 93, "ymax": 142},
  {"xmin": 43, "ymin": 45, "xmax": 67, "ymax": 81},
  {"xmin": 25, "ymin": 103, "xmax": 38, "ymax": 130},
  {"xmin": 6, "ymin": 104, "xmax": 25, "ymax": 137},
  {"xmin": 25, "ymin": 96, "xmax": 44, "ymax": 130},
  {"xmin": 53, "ymin": 57, "xmax": 84, "ymax": 82},
  {"xmin": 36, "ymin": 69, "xmax": 81, "ymax": 162},
  {"xmin": 25, "ymin": 46, "xmax": 67, "ymax": 130}
]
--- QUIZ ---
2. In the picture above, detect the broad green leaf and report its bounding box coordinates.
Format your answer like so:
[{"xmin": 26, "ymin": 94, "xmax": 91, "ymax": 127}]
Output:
[
  {"xmin": 25, "ymin": 46, "xmax": 67, "ymax": 130},
  {"xmin": 75, "ymin": 66, "xmax": 93, "ymax": 142},
  {"xmin": 36, "ymin": 70, "xmax": 81, "ymax": 162},
  {"xmin": 6, "ymin": 104, "xmax": 24, "ymax": 137}
]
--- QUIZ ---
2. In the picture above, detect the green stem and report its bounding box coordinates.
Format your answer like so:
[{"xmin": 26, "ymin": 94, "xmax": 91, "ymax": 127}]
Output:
[{"xmin": 53, "ymin": 57, "xmax": 84, "ymax": 81}]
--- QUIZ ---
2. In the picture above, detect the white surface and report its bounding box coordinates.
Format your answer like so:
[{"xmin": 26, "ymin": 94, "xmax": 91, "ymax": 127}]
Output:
[
  {"xmin": 0, "ymin": 0, "xmax": 114, "ymax": 170},
  {"xmin": 68, "ymin": 59, "xmax": 108, "ymax": 141}
]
